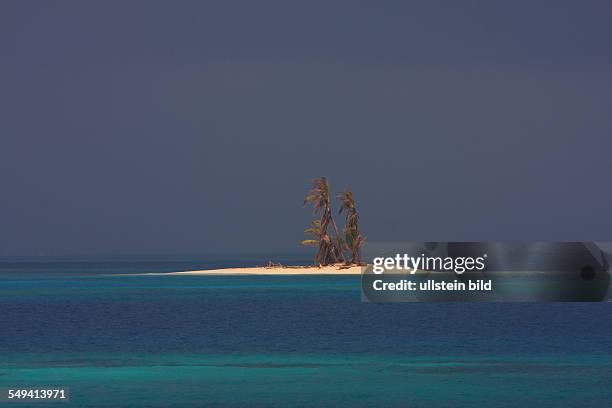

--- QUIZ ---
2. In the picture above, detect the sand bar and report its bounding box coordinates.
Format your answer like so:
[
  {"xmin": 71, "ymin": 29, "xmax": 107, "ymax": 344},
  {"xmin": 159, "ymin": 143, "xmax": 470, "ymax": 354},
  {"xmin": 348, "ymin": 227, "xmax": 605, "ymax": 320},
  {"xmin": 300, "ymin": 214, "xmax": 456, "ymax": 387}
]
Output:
[{"xmin": 147, "ymin": 265, "xmax": 363, "ymax": 276}]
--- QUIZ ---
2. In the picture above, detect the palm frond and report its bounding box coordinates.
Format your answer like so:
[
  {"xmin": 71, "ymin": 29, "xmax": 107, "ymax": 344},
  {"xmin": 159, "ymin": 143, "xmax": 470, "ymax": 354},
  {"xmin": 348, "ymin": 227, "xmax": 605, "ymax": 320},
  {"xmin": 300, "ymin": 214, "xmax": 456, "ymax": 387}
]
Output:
[
  {"xmin": 304, "ymin": 177, "xmax": 331, "ymax": 213},
  {"xmin": 337, "ymin": 190, "xmax": 356, "ymax": 214}
]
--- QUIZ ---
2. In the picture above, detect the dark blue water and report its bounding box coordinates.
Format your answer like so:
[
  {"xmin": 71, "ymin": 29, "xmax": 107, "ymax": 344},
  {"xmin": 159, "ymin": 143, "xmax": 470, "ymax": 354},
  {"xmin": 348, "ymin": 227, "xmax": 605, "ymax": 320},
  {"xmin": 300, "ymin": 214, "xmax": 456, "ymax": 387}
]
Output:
[{"xmin": 1, "ymin": 257, "xmax": 611, "ymax": 407}]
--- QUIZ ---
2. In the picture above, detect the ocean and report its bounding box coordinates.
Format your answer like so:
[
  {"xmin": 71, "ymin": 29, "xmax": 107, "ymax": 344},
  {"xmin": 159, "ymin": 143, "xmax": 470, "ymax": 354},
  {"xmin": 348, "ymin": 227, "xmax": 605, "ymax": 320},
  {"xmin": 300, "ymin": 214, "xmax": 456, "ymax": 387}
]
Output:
[{"xmin": 1, "ymin": 256, "xmax": 611, "ymax": 407}]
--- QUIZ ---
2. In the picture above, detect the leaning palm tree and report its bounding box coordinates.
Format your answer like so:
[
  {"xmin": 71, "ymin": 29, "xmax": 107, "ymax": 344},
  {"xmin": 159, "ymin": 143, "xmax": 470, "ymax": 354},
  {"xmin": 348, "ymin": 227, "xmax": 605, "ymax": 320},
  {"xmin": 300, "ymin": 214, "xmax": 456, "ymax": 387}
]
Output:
[
  {"xmin": 303, "ymin": 177, "xmax": 345, "ymax": 265},
  {"xmin": 338, "ymin": 190, "xmax": 366, "ymax": 264}
]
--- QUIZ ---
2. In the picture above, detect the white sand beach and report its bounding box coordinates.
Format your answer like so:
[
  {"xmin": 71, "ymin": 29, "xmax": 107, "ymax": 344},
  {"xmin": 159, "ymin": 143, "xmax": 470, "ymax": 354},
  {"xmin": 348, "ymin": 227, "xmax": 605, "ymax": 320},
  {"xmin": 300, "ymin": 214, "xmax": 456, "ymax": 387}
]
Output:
[{"xmin": 150, "ymin": 264, "xmax": 363, "ymax": 276}]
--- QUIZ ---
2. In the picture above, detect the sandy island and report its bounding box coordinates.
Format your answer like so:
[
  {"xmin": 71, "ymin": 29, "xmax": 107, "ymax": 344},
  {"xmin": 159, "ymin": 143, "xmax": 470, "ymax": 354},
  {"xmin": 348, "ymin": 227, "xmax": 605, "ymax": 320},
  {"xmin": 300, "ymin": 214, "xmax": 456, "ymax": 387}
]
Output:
[{"xmin": 148, "ymin": 264, "xmax": 364, "ymax": 276}]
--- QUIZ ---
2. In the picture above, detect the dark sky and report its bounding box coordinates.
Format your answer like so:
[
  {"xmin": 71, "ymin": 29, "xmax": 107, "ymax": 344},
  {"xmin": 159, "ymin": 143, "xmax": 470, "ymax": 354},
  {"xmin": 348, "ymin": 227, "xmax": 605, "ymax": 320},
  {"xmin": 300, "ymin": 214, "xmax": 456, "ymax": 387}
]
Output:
[{"xmin": 1, "ymin": 1, "xmax": 612, "ymax": 255}]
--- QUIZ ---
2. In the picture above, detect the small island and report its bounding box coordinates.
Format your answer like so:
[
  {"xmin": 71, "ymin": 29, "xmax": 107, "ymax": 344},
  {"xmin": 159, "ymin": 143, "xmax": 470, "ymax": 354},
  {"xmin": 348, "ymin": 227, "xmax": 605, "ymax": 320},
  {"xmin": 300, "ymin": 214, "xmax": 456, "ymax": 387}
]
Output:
[{"xmin": 154, "ymin": 264, "xmax": 362, "ymax": 276}]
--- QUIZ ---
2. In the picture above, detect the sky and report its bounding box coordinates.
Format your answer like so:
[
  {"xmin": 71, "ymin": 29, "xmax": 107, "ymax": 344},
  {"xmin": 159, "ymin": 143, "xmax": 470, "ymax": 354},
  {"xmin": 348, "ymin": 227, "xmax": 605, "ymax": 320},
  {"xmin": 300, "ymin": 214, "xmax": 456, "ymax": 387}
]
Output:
[{"xmin": 1, "ymin": 1, "xmax": 612, "ymax": 255}]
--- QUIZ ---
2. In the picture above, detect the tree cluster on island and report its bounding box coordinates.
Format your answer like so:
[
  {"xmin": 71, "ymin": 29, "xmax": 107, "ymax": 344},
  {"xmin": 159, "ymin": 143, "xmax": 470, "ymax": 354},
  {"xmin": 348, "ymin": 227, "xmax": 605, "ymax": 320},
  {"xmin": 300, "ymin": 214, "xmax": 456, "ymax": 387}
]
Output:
[{"xmin": 302, "ymin": 177, "xmax": 365, "ymax": 266}]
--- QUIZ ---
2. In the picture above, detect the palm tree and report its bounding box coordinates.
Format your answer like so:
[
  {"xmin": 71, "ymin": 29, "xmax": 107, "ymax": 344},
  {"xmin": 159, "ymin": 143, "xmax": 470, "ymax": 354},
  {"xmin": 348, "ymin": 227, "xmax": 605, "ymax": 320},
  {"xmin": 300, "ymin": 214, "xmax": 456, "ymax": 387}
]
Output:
[
  {"xmin": 338, "ymin": 190, "xmax": 365, "ymax": 264},
  {"xmin": 303, "ymin": 177, "xmax": 345, "ymax": 265}
]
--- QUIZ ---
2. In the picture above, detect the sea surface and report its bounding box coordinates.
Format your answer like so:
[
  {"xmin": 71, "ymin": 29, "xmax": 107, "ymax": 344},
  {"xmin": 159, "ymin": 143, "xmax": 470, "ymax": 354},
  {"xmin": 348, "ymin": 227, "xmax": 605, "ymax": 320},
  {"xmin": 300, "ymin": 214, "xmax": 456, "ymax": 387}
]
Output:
[{"xmin": 1, "ymin": 256, "xmax": 611, "ymax": 407}]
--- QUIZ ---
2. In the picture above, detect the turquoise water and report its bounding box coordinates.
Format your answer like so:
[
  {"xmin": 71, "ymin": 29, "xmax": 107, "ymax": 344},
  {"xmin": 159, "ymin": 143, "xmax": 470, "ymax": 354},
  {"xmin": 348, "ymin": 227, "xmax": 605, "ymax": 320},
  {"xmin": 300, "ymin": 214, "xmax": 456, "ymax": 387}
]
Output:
[{"xmin": 1, "ymin": 258, "xmax": 611, "ymax": 407}]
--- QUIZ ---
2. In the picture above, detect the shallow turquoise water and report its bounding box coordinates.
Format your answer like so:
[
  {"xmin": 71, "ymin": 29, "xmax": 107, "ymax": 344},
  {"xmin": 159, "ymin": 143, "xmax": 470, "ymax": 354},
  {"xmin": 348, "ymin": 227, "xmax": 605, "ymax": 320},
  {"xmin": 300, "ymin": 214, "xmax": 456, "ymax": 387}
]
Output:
[{"xmin": 3, "ymin": 353, "xmax": 611, "ymax": 407}]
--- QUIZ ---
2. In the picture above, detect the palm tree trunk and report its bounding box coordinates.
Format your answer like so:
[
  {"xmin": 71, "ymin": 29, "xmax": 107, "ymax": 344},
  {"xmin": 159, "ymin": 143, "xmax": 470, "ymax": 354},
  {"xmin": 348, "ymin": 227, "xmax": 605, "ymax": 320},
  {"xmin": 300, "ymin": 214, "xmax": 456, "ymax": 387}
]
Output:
[
  {"xmin": 330, "ymin": 215, "xmax": 345, "ymax": 263},
  {"xmin": 322, "ymin": 194, "xmax": 345, "ymax": 263}
]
